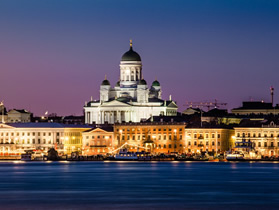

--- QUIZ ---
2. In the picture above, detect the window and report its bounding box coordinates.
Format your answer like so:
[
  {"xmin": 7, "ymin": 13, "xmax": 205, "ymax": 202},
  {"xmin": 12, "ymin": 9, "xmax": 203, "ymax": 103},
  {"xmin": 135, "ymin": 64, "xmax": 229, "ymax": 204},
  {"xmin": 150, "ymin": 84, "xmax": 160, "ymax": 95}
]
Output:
[
  {"xmin": 212, "ymin": 134, "xmax": 215, "ymax": 138},
  {"xmin": 38, "ymin": 139, "xmax": 41, "ymax": 144},
  {"xmin": 194, "ymin": 134, "xmax": 197, "ymax": 138},
  {"xmin": 188, "ymin": 141, "xmax": 191, "ymax": 146},
  {"xmin": 206, "ymin": 141, "xmax": 209, "ymax": 146},
  {"xmin": 217, "ymin": 134, "xmax": 221, "ymax": 138},
  {"xmin": 258, "ymin": 133, "xmax": 261, "ymax": 137},
  {"xmin": 242, "ymin": 133, "xmax": 245, "ymax": 137},
  {"xmin": 32, "ymin": 139, "xmax": 35, "ymax": 144},
  {"xmin": 179, "ymin": 135, "xmax": 182, "ymax": 140},
  {"xmin": 212, "ymin": 141, "xmax": 215, "ymax": 146},
  {"xmin": 271, "ymin": 142, "xmax": 274, "ymax": 147},
  {"xmin": 206, "ymin": 134, "xmax": 209, "ymax": 138},
  {"xmin": 169, "ymin": 135, "xmax": 172, "ymax": 140},
  {"xmin": 164, "ymin": 135, "xmax": 166, "ymax": 140},
  {"xmin": 237, "ymin": 133, "xmax": 240, "ymax": 137},
  {"xmin": 218, "ymin": 142, "xmax": 220, "ymax": 146},
  {"xmin": 164, "ymin": 144, "xmax": 166, "ymax": 148},
  {"xmin": 194, "ymin": 141, "xmax": 197, "ymax": 146},
  {"xmin": 49, "ymin": 133, "xmax": 51, "ymax": 136},
  {"xmin": 247, "ymin": 133, "xmax": 250, "ymax": 137},
  {"xmin": 180, "ymin": 144, "xmax": 182, "ymax": 147},
  {"xmin": 159, "ymin": 144, "xmax": 161, "ymax": 149},
  {"xmin": 264, "ymin": 142, "xmax": 267, "ymax": 147},
  {"xmin": 258, "ymin": 142, "xmax": 261, "ymax": 147},
  {"xmin": 271, "ymin": 134, "xmax": 274, "ymax": 137},
  {"xmin": 169, "ymin": 144, "xmax": 172, "ymax": 148}
]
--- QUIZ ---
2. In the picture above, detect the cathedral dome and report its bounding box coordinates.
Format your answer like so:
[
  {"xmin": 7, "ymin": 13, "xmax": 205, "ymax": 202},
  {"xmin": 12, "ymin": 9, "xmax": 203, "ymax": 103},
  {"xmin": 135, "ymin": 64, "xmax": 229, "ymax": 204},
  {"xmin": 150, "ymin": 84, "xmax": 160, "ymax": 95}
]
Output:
[
  {"xmin": 115, "ymin": 80, "xmax": 120, "ymax": 87},
  {"xmin": 121, "ymin": 40, "xmax": 141, "ymax": 61},
  {"xmin": 152, "ymin": 80, "xmax": 160, "ymax": 87},
  {"xmin": 138, "ymin": 79, "xmax": 147, "ymax": 85}
]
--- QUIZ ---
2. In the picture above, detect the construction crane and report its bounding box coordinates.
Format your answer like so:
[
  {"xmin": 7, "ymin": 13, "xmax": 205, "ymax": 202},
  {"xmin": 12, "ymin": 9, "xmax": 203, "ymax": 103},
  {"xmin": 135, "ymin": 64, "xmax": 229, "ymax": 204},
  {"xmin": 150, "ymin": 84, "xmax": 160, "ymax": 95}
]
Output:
[{"xmin": 184, "ymin": 99, "xmax": 227, "ymax": 111}]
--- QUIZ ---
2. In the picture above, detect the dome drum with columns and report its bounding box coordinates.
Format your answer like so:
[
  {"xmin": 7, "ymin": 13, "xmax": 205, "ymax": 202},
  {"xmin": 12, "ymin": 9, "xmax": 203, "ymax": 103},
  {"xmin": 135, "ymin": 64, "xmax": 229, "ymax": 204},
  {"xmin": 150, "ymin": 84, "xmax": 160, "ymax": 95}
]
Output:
[{"xmin": 84, "ymin": 40, "xmax": 178, "ymax": 124}]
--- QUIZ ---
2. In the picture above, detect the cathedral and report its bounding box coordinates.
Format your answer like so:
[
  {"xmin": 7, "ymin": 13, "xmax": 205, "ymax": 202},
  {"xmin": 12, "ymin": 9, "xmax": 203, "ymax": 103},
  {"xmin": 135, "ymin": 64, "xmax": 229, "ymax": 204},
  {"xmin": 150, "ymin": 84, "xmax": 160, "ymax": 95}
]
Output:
[{"xmin": 84, "ymin": 41, "xmax": 178, "ymax": 124}]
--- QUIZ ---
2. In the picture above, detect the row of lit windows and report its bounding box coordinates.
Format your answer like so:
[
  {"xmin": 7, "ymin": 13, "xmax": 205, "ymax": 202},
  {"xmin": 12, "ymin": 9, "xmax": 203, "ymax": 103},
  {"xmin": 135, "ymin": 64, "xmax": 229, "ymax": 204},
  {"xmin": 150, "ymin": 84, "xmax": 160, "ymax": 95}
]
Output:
[
  {"xmin": 117, "ymin": 135, "xmax": 183, "ymax": 141},
  {"xmin": 0, "ymin": 132, "xmax": 61, "ymax": 137},
  {"xmin": 237, "ymin": 133, "xmax": 279, "ymax": 138},
  {"xmin": 0, "ymin": 139, "xmax": 60, "ymax": 144},
  {"xmin": 187, "ymin": 141, "xmax": 220, "ymax": 146},
  {"xmin": 116, "ymin": 128, "xmax": 183, "ymax": 132},
  {"xmin": 188, "ymin": 133, "xmax": 221, "ymax": 139},
  {"xmin": 85, "ymin": 135, "xmax": 111, "ymax": 139}
]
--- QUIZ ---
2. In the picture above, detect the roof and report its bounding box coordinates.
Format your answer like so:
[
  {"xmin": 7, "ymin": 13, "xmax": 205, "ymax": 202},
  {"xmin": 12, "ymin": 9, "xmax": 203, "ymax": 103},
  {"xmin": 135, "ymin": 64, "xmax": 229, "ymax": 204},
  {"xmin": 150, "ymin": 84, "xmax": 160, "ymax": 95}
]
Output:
[
  {"xmin": 152, "ymin": 80, "xmax": 160, "ymax": 87},
  {"xmin": 7, "ymin": 122, "xmax": 92, "ymax": 129},
  {"xmin": 83, "ymin": 125, "xmax": 114, "ymax": 133},
  {"xmin": 10, "ymin": 109, "xmax": 30, "ymax": 114},
  {"xmin": 121, "ymin": 46, "xmax": 141, "ymax": 61},
  {"xmin": 232, "ymin": 101, "xmax": 278, "ymax": 110}
]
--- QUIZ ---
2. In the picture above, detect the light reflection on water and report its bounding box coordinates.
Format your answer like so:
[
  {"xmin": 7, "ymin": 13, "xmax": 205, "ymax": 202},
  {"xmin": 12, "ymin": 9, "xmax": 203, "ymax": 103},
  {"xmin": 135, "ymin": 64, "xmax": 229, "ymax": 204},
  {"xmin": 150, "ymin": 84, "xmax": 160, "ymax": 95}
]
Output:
[{"xmin": 0, "ymin": 161, "xmax": 279, "ymax": 209}]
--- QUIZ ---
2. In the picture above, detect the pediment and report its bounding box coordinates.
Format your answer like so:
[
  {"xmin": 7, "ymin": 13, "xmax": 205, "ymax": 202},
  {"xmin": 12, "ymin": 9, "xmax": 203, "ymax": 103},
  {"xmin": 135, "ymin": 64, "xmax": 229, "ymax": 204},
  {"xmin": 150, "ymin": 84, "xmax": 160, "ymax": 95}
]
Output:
[
  {"xmin": 167, "ymin": 101, "xmax": 178, "ymax": 108},
  {"xmin": 84, "ymin": 127, "xmax": 112, "ymax": 134},
  {"xmin": 101, "ymin": 100, "xmax": 131, "ymax": 107},
  {"xmin": 0, "ymin": 123, "xmax": 15, "ymax": 129}
]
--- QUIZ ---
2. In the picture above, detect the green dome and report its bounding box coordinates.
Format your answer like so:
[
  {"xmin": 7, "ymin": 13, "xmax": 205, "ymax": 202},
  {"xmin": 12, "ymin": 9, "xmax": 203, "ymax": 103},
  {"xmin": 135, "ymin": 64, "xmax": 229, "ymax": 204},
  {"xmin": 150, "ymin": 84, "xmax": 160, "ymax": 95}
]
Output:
[
  {"xmin": 115, "ymin": 80, "xmax": 120, "ymax": 87},
  {"xmin": 101, "ymin": 79, "xmax": 110, "ymax": 86},
  {"xmin": 152, "ymin": 80, "xmax": 160, "ymax": 87},
  {"xmin": 138, "ymin": 79, "xmax": 147, "ymax": 85}
]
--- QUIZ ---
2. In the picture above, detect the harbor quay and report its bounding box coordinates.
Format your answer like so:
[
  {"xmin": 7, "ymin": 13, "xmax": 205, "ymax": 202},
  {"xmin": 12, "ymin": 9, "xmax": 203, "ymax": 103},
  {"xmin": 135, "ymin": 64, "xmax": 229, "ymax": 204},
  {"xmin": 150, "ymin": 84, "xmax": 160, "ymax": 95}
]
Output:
[{"xmin": 0, "ymin": 119, "xmax": 279, "ymax": 160}]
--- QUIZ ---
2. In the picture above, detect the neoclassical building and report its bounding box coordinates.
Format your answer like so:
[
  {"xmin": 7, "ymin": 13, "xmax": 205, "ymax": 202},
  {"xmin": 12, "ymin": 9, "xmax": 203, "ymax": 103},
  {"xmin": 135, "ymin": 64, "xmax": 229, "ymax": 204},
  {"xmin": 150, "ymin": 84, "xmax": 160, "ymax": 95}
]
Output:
[{"xmin": 84, "ymin": 41, "xmax": 178, "ymax": 124}]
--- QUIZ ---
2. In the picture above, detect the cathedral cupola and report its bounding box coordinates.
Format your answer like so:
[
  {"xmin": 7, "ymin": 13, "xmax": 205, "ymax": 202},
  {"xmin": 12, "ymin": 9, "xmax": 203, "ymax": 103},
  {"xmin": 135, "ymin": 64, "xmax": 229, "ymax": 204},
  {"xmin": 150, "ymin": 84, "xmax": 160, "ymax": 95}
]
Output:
[
  {"xmin": 121, "ymin": 40, "xmax": 141, "ymax": 61},
  {"xmin": 120, "ymin": 40, "xmax": 142, "ymax": 88}
]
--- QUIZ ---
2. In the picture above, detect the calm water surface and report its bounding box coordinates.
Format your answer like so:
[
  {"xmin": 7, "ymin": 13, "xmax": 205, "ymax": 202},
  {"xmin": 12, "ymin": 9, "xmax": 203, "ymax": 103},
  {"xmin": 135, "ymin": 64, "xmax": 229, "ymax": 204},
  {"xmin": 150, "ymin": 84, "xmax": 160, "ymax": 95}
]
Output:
[{"xmin": 0, "ymin": 161, "xmax": 279, "ymax": 209}]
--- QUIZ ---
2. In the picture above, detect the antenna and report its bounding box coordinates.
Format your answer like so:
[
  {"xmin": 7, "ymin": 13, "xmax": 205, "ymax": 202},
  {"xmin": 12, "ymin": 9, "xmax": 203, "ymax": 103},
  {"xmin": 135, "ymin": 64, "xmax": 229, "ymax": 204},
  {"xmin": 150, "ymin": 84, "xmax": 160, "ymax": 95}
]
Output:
[{"xmin": 270, "ymin": 86, "xmax": 274, "ymax": 107}]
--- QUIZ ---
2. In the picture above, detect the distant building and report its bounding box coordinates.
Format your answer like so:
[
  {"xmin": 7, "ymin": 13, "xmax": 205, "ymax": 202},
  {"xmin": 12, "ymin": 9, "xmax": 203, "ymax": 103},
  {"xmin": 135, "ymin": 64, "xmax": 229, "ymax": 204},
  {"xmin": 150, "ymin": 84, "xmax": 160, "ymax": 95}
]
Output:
[
  {"xmin": 185, "ymin": 126, "xmax": 235, "ymax": 154},
  {"xmin": 114, "ymin": 122, "xmax": 186, "ymax": 154},
  {"xmin": 7, "ymin": 109, "xmax": 31, "ymax": 123},
  {"xmin": 82, "ymin": 126, "xmax": 114, "ymax": 155},
  {"xmin": 231, "ymin": 101, "xmax": 279, "ymax": 115},
  {"xmin": 0, "ymin": 123, "xmax": 91, "ymax": 156},
  {"xmin": 234, "ymin": 120, "xmax": 279, "ymax": 157},
  {"xmin": 84, "ymin": 41, "xmax": 178, "ymax": 125}
]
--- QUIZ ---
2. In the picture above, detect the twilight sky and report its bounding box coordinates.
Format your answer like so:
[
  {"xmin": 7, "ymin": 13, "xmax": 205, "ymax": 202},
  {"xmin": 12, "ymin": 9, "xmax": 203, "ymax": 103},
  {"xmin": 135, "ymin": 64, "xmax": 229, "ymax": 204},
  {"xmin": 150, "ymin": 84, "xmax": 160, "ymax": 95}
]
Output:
[{"xmin": 0, "ymin": 0, "xmax": 278, "ymax": 116}]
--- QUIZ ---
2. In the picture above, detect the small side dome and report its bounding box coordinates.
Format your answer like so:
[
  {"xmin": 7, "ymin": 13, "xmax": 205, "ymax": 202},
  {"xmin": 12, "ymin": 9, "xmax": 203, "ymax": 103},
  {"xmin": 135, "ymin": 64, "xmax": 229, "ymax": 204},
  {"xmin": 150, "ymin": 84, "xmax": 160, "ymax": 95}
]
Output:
[
  {"xmin": 152, "ymin": 80, "xmax": 160, "ymax": 87},
  {"xmin": 138, "ymin": 79, "xmax": 147, "ymax": 85},
  {"xmin": 115, "ymin": 80, "xmax": 120, "ymax": 87},
  {"xmin": 101, "ymin": 75, "xmax": 110, "ymax": 86}
]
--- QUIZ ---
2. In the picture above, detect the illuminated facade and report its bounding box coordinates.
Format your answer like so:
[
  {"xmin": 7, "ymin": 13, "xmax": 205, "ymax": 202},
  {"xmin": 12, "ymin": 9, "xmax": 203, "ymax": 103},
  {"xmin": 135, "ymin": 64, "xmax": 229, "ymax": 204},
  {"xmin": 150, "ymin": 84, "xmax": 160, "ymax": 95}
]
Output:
[
  {"xmin": 185, "ymin": 128, "xmax": 235, "ymax": 154},
  {"xmin": 84, "ymin": 41, "xmax": 178, "ymax": 124},
  {"xmin": 114, "ymin": 122, "xmax": 186, "ymax": 154},
  {"xmin": 0, "ymin": 123, "xmax": 91, "ymax": 156},
  {"xmin": 234, "ymin": 122, "xmax": 279, "ymax": 156},
  {"xmin": 82, "ymin": 127, "xmax": 114, "ymax": 155}
]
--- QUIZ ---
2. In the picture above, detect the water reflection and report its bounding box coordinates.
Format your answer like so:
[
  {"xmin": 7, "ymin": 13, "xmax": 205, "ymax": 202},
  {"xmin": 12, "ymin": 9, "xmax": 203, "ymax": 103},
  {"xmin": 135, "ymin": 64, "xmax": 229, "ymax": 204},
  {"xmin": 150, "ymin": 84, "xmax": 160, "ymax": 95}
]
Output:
[{"xmin": 0, "ymin": 162, "xmax": 278, "ymax": 209}]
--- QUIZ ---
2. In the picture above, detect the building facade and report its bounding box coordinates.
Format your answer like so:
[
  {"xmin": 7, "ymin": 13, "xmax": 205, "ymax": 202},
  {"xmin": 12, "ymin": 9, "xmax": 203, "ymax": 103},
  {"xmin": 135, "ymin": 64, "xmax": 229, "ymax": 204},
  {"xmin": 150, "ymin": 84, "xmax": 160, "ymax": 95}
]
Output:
[
  {"xmin": 234, "ymin": 121, "xmax": 279, "ymax": 156},
  {"xmin": 185, "ymin": 127, "xmax": 235, "ymax": 154},
  {"xmin": 0, "ymin": 123, "xmax": 91, "ymax": 156},
  {"xmin": 84, "ymin": 41, "xmax": 178, "ymax": 124},
  {"xmin": 82, "ymin": 127, "xmax": 114, "ymax": 155},
  {"xmin": 114, "ymin": 122, "xmax": 186, "ymax": 154}
]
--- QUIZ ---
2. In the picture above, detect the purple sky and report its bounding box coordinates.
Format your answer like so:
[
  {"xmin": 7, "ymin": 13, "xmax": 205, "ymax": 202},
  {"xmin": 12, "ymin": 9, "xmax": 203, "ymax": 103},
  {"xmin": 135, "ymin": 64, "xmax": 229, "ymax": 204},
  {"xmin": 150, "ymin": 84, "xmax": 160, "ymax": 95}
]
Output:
[{"xmin": 0, "ymin": 0, "xmax": 278, "ymax": 116}]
